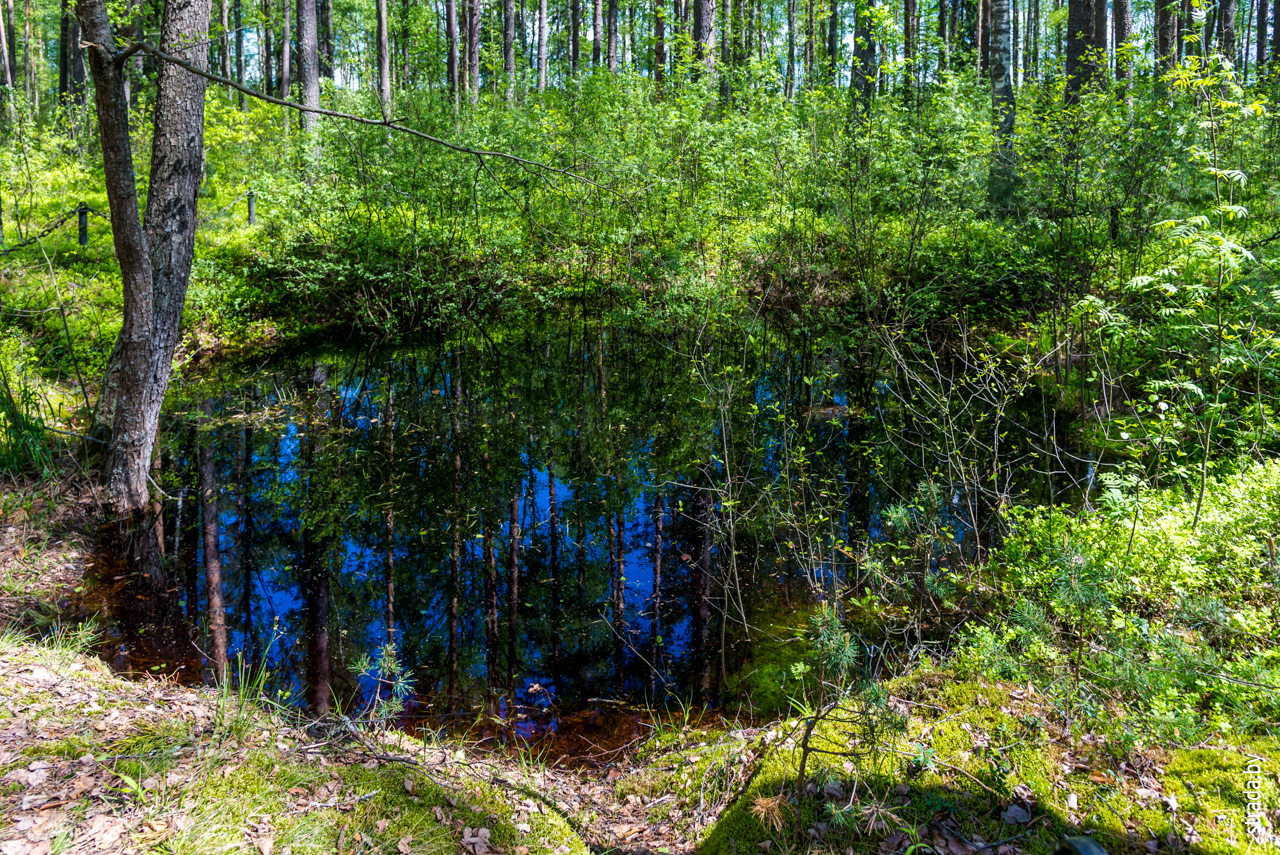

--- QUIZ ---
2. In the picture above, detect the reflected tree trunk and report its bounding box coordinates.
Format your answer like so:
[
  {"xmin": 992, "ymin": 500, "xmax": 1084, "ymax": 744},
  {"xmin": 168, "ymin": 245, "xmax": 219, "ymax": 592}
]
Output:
[
  {"xmin": 648, "ymin": 495, "xmax": 663, "ymax": 696},
  {"xmin": 548, "ymin": 461, "xmax": 561, "ymax": 692},
  {"xmin": 448, "ymin": 353, "xmax": 463, "ymax": 713},
  {"xmin": 483, "ymin": 500, "xmax": 499, "ymax": 715},
  {"xmin": 238, "ymin": 420, "xmax": 257, "ymax": 669},
  {"xmin": 383, "ymin": 382, "xmax": 396, "ymax": 644},
  {"xmin": 693, "ymin": 489, "xmax": 713, "ymax": 699},
  {"xmin": 198, "ymin": 405, "xmax": 229, "ymax": 684},
  {"xmin": 507, "ymin": 491, "xmax": 520, "ymax": 720}
]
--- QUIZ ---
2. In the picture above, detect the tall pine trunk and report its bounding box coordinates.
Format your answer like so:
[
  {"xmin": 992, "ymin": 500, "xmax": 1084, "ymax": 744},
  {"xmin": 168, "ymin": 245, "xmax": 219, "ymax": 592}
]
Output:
[
  {"xmin": 1065, "ymin": 0, "xmax": 1096, "ymax": 99},
  {"xmin": 299, "ymin": 0, "xmax": 320, "ymax": 129}
]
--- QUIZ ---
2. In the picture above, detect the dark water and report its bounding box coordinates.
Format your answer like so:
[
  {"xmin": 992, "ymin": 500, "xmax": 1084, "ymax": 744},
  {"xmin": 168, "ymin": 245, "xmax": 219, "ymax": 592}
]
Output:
[{"xmin": 80, "ymin": 318, "xmax": 1074, "ymax": 743}]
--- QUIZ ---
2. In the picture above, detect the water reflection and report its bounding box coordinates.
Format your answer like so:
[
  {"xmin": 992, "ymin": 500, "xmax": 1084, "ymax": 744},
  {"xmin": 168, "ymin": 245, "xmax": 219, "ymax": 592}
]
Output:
[{"xmin": 82, "ymin": 320, "xmax": 1071, "ymax": 736}]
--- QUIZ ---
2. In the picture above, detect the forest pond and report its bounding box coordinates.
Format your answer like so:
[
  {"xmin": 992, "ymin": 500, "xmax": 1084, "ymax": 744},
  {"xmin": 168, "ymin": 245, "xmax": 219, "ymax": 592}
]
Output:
[{"xmin": 75, "ymin": 318, "xmax": 1063, "ymax": 756}]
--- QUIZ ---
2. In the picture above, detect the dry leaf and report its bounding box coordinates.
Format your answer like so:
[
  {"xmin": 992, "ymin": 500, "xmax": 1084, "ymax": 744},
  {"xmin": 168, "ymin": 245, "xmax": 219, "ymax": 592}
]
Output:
[{"xmin": 398, "ymin": 836, "xmax": 413, "ymax": 854}]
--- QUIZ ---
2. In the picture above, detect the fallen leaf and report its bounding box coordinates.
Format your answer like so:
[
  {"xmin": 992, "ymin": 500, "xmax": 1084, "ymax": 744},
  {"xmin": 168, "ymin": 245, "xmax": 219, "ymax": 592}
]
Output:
[
  {"xmin": 1001, "ymin": 804, "xmax": 1031, "ymax": 825},
  {"xmin": 398, "ymin": 836, "xmax": 413, "ymax": 854}
]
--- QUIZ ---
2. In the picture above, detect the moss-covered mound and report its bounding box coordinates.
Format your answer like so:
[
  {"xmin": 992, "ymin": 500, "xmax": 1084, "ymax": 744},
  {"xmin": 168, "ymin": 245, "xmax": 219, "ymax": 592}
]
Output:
[{"xmin": 617, "ymin": 672, "xmax": 1279, "ymax": 855}]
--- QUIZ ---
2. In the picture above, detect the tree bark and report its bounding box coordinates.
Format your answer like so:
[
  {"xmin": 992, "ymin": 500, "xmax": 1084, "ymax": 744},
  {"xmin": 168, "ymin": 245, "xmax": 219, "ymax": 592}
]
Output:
[
  {"xmin": 648, "ymin": 495, "xmax": 663, "ymax": 696},
  {"xmin": 198, "ymin": 408, "xmax": 228, "ymax": 684},
  {"xmin": 1256, "ymin": 0, "xmax": 1267, "ymax": 70},
  {"xmin": 504, "ymin": 0, "xmax": 515, "ymax": 98},
  {"xmin": 693, "ymin": 0, "xmax": 714, "ymax": 71},
  {"xmin": 1093, "ymin": 0, "xmax": 1107, "ymax": 71},
  {"xmin": 608, "ymin": 0, "xmax": 619, "ymax": 69},
  {"xmin": 467, "ymin": 0, "xmax": 480, "ymax": 102},
  {"xmin": 298, "ymin": 0, "xmax": 319, "ymax": 130},
  {"xmin": 537, "ymin": 0, "xmax": 547, "ymax": 88},
  {"xmin": 851, "ymin": 0, "xmax": 875, "ymax": 104},
  {"xmin": 448, "ymin": 356, "xmax": 463, "ymax": 714},
  {"xmin": 507, "ymin": 492, "xmax": 520, "ymax": 720},
  {"xmin": 1217, "ymin": 0, "xmax": 1236, "ymax": 57},
  {"xmin": 785, "ymin": 0, "xmax": 795, "ymax": 93},
  {"xmin": 1065, "ymin": 0, "xmax": 1096, "ymax": 99},
  {"xmin": 447, "ymin": 0, "xmax": 459, "ymax": 98},
  {"xmin": 547, "ymin": 461, "xmax": 561, "ymax": 693},
  {"xmin": 572, "ymin": 0, "xmax": 580, "ymax": 72},
  {"xmin": 655, "ymin": 0, "xmax": 665, "ymax": 86},
  {"xmin": 483, "ymin": 507, "xmax": 498, "ymax": 714},
  {"xmin": 989, "ymin": 0, "xmax": 1015, "ymax": 207},
  {"xmin": 826, "ymin": 0, "xmax": 836, "ymax": 82},
  {"xmin": 78, "ymin": 0, "xmax": 211, "ymax": 516},
  {"xmin": 319, "ymin": 0, "xmax": 333, "ymax": 77},
  {"xmin": 377, "ymin": 0, "xmax": 392, "ymax": 109},
  {"xmin": 1257, "ymin": 0, "xmax": 1267, "ymax": 70},
  {"xmin": 1155, "ymin": 0, "xmax": 1176, "ymax": 74},
  {"xmin": 1114, "ymin": 0, "xmax": 1131, "ymax": 86},
  {"xmin": 593, "ymin": 0, "xmax": 602, "ymax": 63}
]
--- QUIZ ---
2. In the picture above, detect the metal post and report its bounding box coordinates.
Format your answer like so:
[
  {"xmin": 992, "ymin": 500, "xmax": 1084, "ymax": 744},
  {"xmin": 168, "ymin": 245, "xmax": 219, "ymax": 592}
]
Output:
[
  {"xmin": 77, "ymin": 203, "xmax": 88, "ymax": 247},
  {"xmin": 247, "ymin": 190, "xmax": 256, "ymax": 225}
]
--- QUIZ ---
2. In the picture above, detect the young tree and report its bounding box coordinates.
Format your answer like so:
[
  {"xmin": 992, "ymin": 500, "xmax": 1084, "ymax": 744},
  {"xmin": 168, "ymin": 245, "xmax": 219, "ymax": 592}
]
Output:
[{"xmin": 78, "ymin": 0, "xmax": 212, "ymax": 515}]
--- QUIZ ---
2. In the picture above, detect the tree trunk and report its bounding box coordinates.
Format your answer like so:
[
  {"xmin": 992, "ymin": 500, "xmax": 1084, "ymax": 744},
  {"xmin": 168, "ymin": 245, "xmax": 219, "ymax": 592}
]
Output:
[
  {"xmin": 383, "ymin": 384, "xmax": 396, "ymax": 644},
  {"xmin": 319, "ymin": 0, "xmax": 333, "ymax": 77},
  {"xmin": 610, "ymin": 511, "xmax": 625, "ymax": 689},
  {"xmin": 198, "ymin": 408, "xmax": 228, "ymax": 684},
  {"xmin": 78, "ymin": 0, "xmax": 211, "ymax": 516},
  {"xmin": 467, "ymin": 0, "xmax": 480, "ymax": 101},
  {"xmin": 594, "ymin": 0, "xmax": 603, "ymax": 63},
  {"xmin": 1155, "ymin": 0, "xmax": 1176, "ymax": 74},
  {"xmin": 1257, "ymin": 0, "xmax": 1267, "ymax": 70},
  {"xmin": 851, "ymin": 0, "xmax": 875, "ymax": 104},
  {"xmin": 608, "ymin": 0, "xmax": 619, "ymax": 69},
  {"xmin": 58, "ymin": 0, "xmax": 68, "ymax": 100},
  {"xmin": 281, "ymin": 0, "xmax": 291, "ymax": 132},
  {"xmin": 547, "ymin": 461, "xmax": 561, "ymax": 694},
  {"xmin": 654, "ymin": 0, "xmax": 665, "ymax": 86},
  {"xmin": 237, "ymin": 421, "xmax": 257, "ymax": 667},
  {"xmin": 989, "ymin": 0, "xmax": 1015, "ymax": 207},
  {"xmin": 504, "ymin": 0, "xmax": 515, "ymax": 99},
  {"xmin": 693, "ymin": 0, "xmax": 714, "ymax": 70},
  {"xmin": 825, "ymin": 0, "xmax": 836, "ymax": 81},
  {"xmin": 4, "ymin": 0, "xmax": 13, "ymax": 91},
  {"xmin": 537, "ymin": 0, "xmax": 547, "ymax": 88},
  {"xmin": 785, "ymin": 0, "xmax": 795, "ymax": 93},
  {"xmin": 235, "ymin": 0, "xmax": 244, "ymax": 105},
  {"xmin": 447, "ymin": 0, "xmax": 459, "ymax": 98},
  {"xmin": 448, "ymin": 356, "xmax": 463, "ymax": 714},
  {"xmin": 303, "ymin": 530, "xmax": 331, "ymax": 714},
  {"xmin": 298, "ymin": 0, "xmax": 319, "ymax": 129},
  {"xmin": 572, "ymin": 0, "xmax": 580, "ymax": 72},
  {"xmin": 693, "ymin": 490, "xmax": 713, "ymax": 699},
  {"xmin": 1218, "ymin": 0, "xmax": 1236, "ymax": 56},
  {"xmin": 507, "ymin": 492, "xmax": 520, "ymax": 720},
  {"xmin": 1065, "ymin": 0, "xmax": 1096, "ymax": 99},
  {"xmin": 483, "ymin": 511, "xmax": 498, "ymax": 714},
  {"xmin": 1114, "ymin": 0, "xmax": 1130, "ymax": 85},
  {"xmin": 377, "ymin": 0, "xmax": 392, "ymax": 109},
  {"xmin": 1093, "ymin": 0, "xmax": 1107, "ymax": 71},
  {"xmin": 260, "ymin": 0, "xmax": 273, "ymax": 95},
  {"xmin": 648, "ymin": 495, "xmax": 663, "ymax": 696}
]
